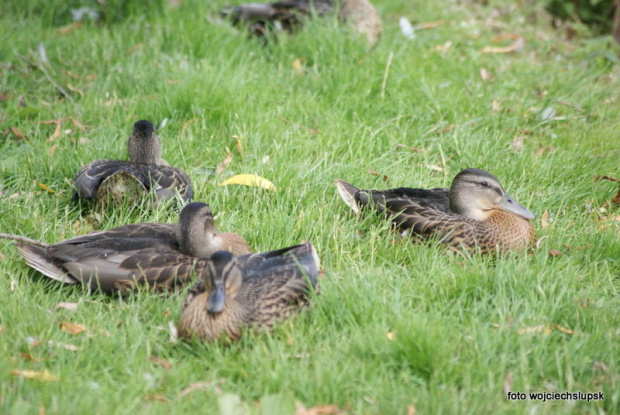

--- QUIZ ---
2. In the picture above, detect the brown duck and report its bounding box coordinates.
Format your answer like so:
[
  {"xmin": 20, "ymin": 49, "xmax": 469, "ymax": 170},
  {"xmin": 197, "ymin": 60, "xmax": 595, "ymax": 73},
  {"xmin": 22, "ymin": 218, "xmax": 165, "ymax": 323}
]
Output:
[
  {"xmin": 335, "ymin": 168, "xmax": 536, "ymax": 254},
  {"xmin": 178, "ymin": 242, "xmax": 320, "ymax": 342},
  {"xmin": 0, "ymin": 202, "xmax": 250, "ymax": 293},
  {"xmin": 221, "ymin": 0, "xmax": 382, "ymax": 46},
  {"xmin": 73, "ymin": 120, "xmax": 193, "ymax": 207}
]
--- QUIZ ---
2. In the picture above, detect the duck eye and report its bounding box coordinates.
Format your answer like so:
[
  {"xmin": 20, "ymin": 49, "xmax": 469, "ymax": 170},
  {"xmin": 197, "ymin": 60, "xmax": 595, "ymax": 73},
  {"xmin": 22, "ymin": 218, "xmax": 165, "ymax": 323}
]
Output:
[{"xmin": 480, "ymin": 181, "xmax": 489, "ymax": 188}]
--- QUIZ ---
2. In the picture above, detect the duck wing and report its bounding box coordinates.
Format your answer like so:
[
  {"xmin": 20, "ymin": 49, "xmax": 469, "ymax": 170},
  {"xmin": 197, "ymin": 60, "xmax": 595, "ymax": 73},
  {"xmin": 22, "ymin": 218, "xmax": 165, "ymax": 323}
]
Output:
[
  {"xmin": 73, "ymin": 160, "xmax": 192, "ymax": 204},
  {"xmin": 52, "ymin": 244, "xmax": 207, "ymax": 293}
]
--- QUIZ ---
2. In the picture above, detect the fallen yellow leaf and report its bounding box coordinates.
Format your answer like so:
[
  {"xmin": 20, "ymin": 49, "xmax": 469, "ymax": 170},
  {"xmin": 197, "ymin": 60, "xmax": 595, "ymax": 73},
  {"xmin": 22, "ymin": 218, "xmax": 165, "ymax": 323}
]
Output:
[
  {"xmin": 11, "ymin": 370, "xmax": 60, "ymax": 382},
  {"xmin": 541, "ymin": 209, "xmax": 549, "ymax": 228},
  {"xmin": 60, "ymin": 322, "xmax": 88, "ymax": 335},
  {"xmin": 36, "ymin": 181, "xmax": 55, "ymax": 194},
  {"xmin": 220, "ymin": 174, "xmax": 276, "ymax": 191}
]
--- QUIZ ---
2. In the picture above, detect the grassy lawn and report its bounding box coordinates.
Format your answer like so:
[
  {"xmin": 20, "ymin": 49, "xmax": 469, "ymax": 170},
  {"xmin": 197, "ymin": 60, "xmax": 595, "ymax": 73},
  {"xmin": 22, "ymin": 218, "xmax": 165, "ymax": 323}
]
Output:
[{"xmin": 1, "ymin": 0, "xmax": 619, "ymax": 413}]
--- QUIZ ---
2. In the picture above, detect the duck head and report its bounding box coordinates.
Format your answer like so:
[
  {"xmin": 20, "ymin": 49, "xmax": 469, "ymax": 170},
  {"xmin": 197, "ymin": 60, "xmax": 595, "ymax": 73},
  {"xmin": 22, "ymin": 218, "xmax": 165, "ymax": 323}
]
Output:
[
  {"xmin": 204, "ymin": 251, "xmax": 243, "ymax": 315},
  {"xmin": 177, "ymin": 202, "xmax": 220, "ymax": 257},
  {"xmin": 127, "ymin": 120, "xmax": 162, "ymax": 165},
  {"xmin": 449, "ymin": 168, "xmax": 535, "ymax": 221}
]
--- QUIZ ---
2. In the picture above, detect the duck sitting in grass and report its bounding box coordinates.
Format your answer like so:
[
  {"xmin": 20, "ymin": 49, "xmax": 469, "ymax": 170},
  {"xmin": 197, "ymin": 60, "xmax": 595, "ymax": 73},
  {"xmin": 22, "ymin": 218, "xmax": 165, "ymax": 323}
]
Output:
[
  {"xmin": 178, "ymin": 242, "xmax": 320, "ymax": 342},
  {"xmin": 335, "ymin": 168, "xmax": 536, "ymax": 254},
  {"xmin": 73, "ymin": 120, "xmax": 193, "ymax": 207},
  {"xmin": 0, "ymin": 202, "xmax": 250, "ymax": 293},
  {"xmin": 220, "ymin": 0, "xmax": 382, "ymax": 46}
]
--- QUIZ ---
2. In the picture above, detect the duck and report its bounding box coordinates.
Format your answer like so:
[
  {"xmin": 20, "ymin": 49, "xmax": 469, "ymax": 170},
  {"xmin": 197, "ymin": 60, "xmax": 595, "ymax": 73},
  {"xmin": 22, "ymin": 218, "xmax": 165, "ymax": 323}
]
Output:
[
  {"xmin": 335, "ymin": 168, "xmax": 537, "ymax": 254},
  {"xmin": 0, "ymin": 202, "xmax": 250, "ymax": 293},
  {"xmin": 220, "ymin": 0, "xmax": 382, "ymax": 46},
  {"xmin": 177, "ymin": 242, "xmax": 320, "ymax": 342},
  {"xmin": 73, "ymin": 120, "xmax": 193, "ymax": 207}
]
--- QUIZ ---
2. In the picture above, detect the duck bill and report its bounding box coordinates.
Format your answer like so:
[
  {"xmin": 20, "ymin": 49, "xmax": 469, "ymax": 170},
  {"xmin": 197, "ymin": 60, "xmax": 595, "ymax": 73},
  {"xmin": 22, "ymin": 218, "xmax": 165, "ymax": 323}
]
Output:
[
  {"xmin": 206, "ymin": 281, "xmax": 226, "ymax": 314},
  {"xmin": 498, "ymin": 193, "xmax": 536, "ymax": 220}
]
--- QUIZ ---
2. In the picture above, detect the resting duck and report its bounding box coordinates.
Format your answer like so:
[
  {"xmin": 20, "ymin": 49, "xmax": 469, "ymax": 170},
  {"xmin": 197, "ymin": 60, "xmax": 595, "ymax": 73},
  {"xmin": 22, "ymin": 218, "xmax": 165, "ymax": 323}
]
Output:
[
  {"xmin": 73, "ymin": 120, "xmax": 193, "ymax": 207},
  {"xmin": 335, "ymin": 168, "xmax": 537, "ymax": 254},
  {"xmin": 220, "ymin": 0, "xmax": 382, "ymax": 46},
  {"xmin": 0, "ymin": 202, "xmax": 250, "ymax": 293},
  {"xmin": 178, "ymin": 242, "xmax": 320, "ymax": 342}
]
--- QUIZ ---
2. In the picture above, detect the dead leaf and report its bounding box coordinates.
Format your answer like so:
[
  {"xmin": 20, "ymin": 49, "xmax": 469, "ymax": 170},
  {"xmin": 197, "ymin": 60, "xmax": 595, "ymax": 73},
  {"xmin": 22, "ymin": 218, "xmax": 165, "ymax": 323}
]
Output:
[
  {"xmin": 292, "ymin": 58, "xmax": 305, "ymax": 75},
  {"xmin": 612, "ymin": 189, "xmax": 620, "ymax": 206},
  {"xmin": 553, "ymin": 324, "xmax": 574, "ymax": 335},
  {"xmin": 0, "ymin": 326, "xmax": 4, "ymax": 332},
  {"xmin": 534, "ymin": 146, "xmax": 554, "ymax": 157},
  {"xmin": 216, "ymin": 148, "xmax": 233, "ymax": 176},
  {"xmin": 149, "ymin": 356, "xmax": 172, "ymax": 370},
  {"xmin": 517, "ymin": 324, "xmax": 552, "ymax": 335},
  {"xmin": 232, "ymin": 135, "xmax": 243, "ymax": 154},
  {"xmin": 367, "ymin": 169, "xmax": 391, "ymax": 185},
  {"xmin": 56, "ymin": 22, "xmax": 83, "ymax": 35},
  {"xmin": 434, "ymin": 41, "xmax": 452, "ymax": 54},
  {"xmin": 541, "ymin": 210, "xmax": 549, "ymax": 228},
  {"xmin": 179, "ymin": 381, "xmax": 214, "ymax": 398},
  {"xmin": 11, "ymin": 370, "xmax": 60, "ymax": 382},
  {"xmin": 67, "ymin": 84, "xmax": 84, "ymax": 95},
  {"xmin": 36, "ymin": 181, "xmax": 55, "ymax": 194},
  {"xmin": 425, "ymin": 164, "xmax": 444, "ymax": 172},
  {"xmin": 48, "ymin": 144, "xmax": 58, "ymax": 158},
  {"xmin": 20, "ymin": 353, "xmax": 43, "ymax": 362},
  {"xmin": 295, "ymin": 402, "xmax": 345, "ymax": 415},
  {"xmin": 55, "ymin": 302, "xmax": 78, "ymax": 311},
  {"xmin": 479, "ymin": 68, "xmax": 492, "ymax": 81},
  {"xmin": 48, "ymin": 122, "xmax": 62, "ymax": 141},
  {"xmin": 593, "ymin": 175, "xmax": 620, "ymax": 182},
  {"xmin": 490, "ymin": 33, "xmax": 520, "ymax": 42},
  {"xmin": 549, "ymin": 250, "xmax": 562, "ymax": 257},
  {"xmin": 60, "ymin": 322, "xmax": 88, "ymax": 335},
  {"xmin": 511, "ymin": 135, "xmax": 524, "ymax": 152},
  {"xmin": 386, "ymin": 331, "xmax": 395, "ymax": 341},
  {"xmin": 481, "ymin": 37, "xmax": 524, "ymax": 53},
  {"xmin": 47, "ymin": 341, "xmax": 79, "ymax": 351},
  {"xmin": 10, "ymin": 127, "xmax": 26, "ymax": 139},
  {"xmin": 417, "ymin": 20, "xmax": 444, "ymax": 30},
  {"xmin": 395, "ymin": 144, "xmax": 423, "ymax": 152},
  {"xmin": 492, "ymin": 98, "xmax": 501, "ymax": 112},
  {"xmin": 220, "ymin": 174, "xmax": 276, "ymax": 191},
  {"xmin": 144, "ymin": 394, "xmax": 168, "ymax": 402},
  {"xmin": 407, "ymin": 404, "xmax": 417, "ymax": 415}
]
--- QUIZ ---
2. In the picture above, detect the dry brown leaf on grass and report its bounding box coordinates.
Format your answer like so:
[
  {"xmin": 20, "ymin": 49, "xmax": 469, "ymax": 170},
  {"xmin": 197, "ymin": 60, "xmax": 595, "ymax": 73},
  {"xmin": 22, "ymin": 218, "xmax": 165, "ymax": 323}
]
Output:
[
  {"xmin": 60, "ymin": 322, "xmax": 89, "ymax": 335},
  {"xmin": 56, "ymin": 22, "xmax": 83, "ymax": 35},
  {"xmin": 295, "ymin": 402, "xmax": 345, "ymax": 415},
  {"xmin": 55, "ymin": 302, "xmax": 78, "ymax": 311},
  {"xmin": 232, "ymin": 135, "xmax": 243, "ymax": 154},
  {"xmin": 367, "ymin": 169, "xmax": 391, "ymax": 185},
  {"xmin": 48, "ymin": 341, "xmax": 79, "ymax": 352},
  {"xmin": 216, "ymin": 148, "xmax": 233, "ymax": 176},
  {"xmin": 9, "ymin": 127, "xmax": 26, "ymax": 139},
  {"xmin": 149, "ymin": 356, "xmax": 172, "ymax": 370},
  {"xmin": 426, "ymin": 164, "xmax": 444, "ymax": 172},
  {"xmin": 179, "ymin": 381, "xmax": 218, "ymax": 398},
  {"xmin": 510, "ymin": 135, "xmax": 524, "ymax": 152},
  {"xmin": 417, "ymin": 20, "xmax": 444, "ymax": 30},
  {"xmin": 11, "ymin": 370, "xmax": 60, "ymax": 382},
  {"xmin": 549, "ymin": 249, "xmax": 562, "ymax": 257},
  {"xmin": 395, "ymin": 144, "xmax": 423, "ymax": 152},
  {"xmin": 67, "ymin": 84, "xmax": 84, "ymax": 95},
  {"xmin": 541, "ymin": 209, "xmax": 549, "ymax": 228},
  {"xmin": 492, "ymin": 98, "xmax": 501, "ymax": 112},
  {"xmin": 534, "ymin": 146, "xmax": 554, "ymax": 157},
  {"xmin": 292, "ymin": 58, "xmax": 306, "ymax": 75},
  {"xmin": 144, "ymin": 394, "xmax": 169, "ymax": 403},
  {"xmin": 517, "ymin": 324, "xmax": 575, "ymax": 336},
  {"xmin": 481, "ymin": 37, "xmax": 524, "ymax": 53},
  {"xmin": 48, "ymin": 144, "xmax": 57, "ymax": 158},
  {"xmin": 407, "ymin": 404, "xmax": 417, "ymax": 415},
  {"xmin": 479, "ymin": 68, "xmax": 492, "ymax": 81},
  {"xmin": 20, "ymin": 352, "xmax": 43, "ymax": 362}
]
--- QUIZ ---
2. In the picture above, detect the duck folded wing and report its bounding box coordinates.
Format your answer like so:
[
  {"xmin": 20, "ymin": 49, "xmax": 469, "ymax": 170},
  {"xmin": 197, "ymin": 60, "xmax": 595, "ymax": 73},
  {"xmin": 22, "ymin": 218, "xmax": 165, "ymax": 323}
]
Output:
[
  {"xmin": 55, "ymin": 224, "xmax": 178, "ymax": 247},
  {"xmin": 53, "ymin": 246, "xmax": 204, "ymax": 292},
  {"xmin": 238, "ymin": 242, "xmax": 320, "ymax": 285},
  {"xmin": 361, "ymin": 187, "xmax": 452, "ymax": 214}
]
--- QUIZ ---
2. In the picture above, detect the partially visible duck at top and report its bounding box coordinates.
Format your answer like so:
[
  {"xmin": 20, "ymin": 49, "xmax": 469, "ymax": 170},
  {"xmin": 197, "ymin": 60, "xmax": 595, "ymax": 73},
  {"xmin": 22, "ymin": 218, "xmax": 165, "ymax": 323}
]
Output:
[
  {"xmin": 73, "ymin": 120, "xmax": 193, "ymax": 207},
  {"xmin": 0, "ymin": 202, "xmax": 250, "ymax": 293},
  {"xmin": 220, "ymin": 0, "xmax": 382, "ymax": 46},
  {"xmin": 335, "ymin": 168, "xmax": 537, "ymax": 254}
]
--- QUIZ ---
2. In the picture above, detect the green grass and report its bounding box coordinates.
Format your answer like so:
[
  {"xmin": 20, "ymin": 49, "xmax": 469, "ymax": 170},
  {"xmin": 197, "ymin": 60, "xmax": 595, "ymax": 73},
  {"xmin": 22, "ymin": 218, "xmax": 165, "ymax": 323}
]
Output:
[{"xmin": 1, "ymin": 0, "xmax": 619, "ymax": 413}]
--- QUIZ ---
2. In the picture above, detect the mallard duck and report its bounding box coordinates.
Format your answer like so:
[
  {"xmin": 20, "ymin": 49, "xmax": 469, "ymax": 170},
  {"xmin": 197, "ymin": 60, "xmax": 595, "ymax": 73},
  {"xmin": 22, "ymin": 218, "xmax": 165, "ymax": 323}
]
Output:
[
  {"xmin": 220, "ymin": 0, "xmax": 382, "ymax": 46},
  {"xmin": 335, "ymin": 168, "xmax": 537, "ymax": 254},
  {"xmin": 0, "ymin": 202, "xmax": 250, "ymax": 293},
  {"xmin": 178, "ymin": 242, "xmax": 320, "ymax": 342},
  {"xmin": 73, "ymin": 120, "xmax": 193, "ymax": 207}
]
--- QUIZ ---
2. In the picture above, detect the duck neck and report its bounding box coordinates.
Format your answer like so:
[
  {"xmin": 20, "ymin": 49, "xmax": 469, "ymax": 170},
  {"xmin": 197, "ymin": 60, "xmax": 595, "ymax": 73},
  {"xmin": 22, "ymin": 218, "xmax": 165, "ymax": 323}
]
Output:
[{"xmin": 127, "ymin": 135, "xmax": 162, "ymax": 165}]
